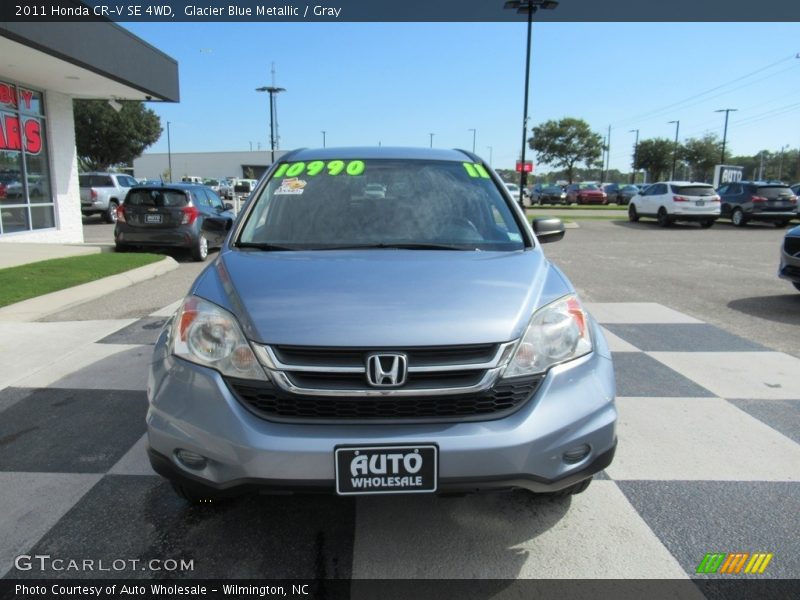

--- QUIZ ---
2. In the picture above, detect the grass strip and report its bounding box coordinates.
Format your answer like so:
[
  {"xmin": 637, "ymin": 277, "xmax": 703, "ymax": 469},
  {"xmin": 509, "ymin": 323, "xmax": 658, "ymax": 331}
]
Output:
[{"xmin": 0, "ymin": 252, "xmax": 163, "ymax": 307}]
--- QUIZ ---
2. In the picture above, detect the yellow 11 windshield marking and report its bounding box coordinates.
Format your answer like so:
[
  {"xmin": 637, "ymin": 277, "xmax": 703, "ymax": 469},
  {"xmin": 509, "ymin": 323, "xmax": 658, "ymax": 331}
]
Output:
[{"xmin": 463, "ymin": 162, "xmax": 490, "ymax": 178}]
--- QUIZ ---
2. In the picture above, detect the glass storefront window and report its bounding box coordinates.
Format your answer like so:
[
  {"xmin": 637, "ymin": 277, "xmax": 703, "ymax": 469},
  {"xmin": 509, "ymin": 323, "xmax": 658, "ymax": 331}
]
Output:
[{"xmin": 0, "ymin": 79, "xmax": 53, "ymax": 235}]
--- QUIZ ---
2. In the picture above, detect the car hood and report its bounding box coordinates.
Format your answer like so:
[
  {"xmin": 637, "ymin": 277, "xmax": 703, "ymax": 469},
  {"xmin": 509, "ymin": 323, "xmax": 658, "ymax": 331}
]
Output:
[{"xmin": 192, "ymin": 248, "xmax": 572, "ymax": 347}]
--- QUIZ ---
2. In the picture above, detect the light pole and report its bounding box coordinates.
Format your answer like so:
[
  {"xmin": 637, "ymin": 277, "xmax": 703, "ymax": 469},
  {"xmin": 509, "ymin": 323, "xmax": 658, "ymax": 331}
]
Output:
[
  {"xmin": 504, "ymin": 1, "xmax": 558, "ymax": 202},
  {"xmin": 668, "ymin": 120, "xmax": 680, "ymax": 180},
  {"xmin": 468, "ymin": 128, "xmax": 476, "ymax": 153},
  {"xmin": 715, "ymin": 108, "xmax": 737, "ymax": 164},
  {"xmin": 166, "ymin": 121, "xmax": 172, "ymax": 183},
  {"xmin": 321, "ymin": 131, "xmax": 326, "ymax": 148},
  {"xmin": 629, "ymin": 129, "xmax": 639, "ymax": 184},
  {"xmin": 778, "ymin": 144, "xmax": 788, "ymax": 180},
  {"xmin": 255, "ymin": 85, "xmax": 286, "ymax": 163},
  {"xmin": 487, "ymin": 146, "xmax": 493, "ymax": 166},
  {"xmin": 429, "ymin": 132, "xmax": 435, "ymax": 148}
]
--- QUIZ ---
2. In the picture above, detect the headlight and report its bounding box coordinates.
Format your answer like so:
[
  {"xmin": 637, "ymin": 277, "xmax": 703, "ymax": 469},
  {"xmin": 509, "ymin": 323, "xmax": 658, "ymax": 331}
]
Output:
[
  {"xmin": 170, "ymin": 296, "xmax": 268, "ymax": 381},
  {"xmin": 502, "ymin": 294, "xmax": 592, "ymax": 378}
]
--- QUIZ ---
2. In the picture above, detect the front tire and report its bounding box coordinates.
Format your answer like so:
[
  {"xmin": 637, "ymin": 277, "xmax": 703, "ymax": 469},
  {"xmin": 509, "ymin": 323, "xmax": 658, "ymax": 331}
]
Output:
[
  {"xmin": 775, "ymin": 220, "xmax": 790, "ymax": 228},
  {"xmin": 628, "ymin": 204, "xmax": 639, "ymax": 222},
  {"xmin": 191, "ymin": 234, "xmax": 209, "ymax": 262},
  {"xmin": 732, "ymin": 208, "xmax": 746, "ymax": 227}
]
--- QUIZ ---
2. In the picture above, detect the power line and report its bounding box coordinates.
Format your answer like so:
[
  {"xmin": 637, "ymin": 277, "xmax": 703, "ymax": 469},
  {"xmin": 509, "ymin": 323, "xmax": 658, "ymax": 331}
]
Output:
[{"xmin": 610, "ymin": 54, "xmax": 798, "ymax": 129}]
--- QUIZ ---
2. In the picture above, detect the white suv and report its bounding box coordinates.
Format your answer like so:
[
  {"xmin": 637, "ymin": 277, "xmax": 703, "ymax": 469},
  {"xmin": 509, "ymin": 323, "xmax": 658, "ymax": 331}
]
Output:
[{"xmin": 628, "ymin": 181, "xmax": 720, "ymax": 228}]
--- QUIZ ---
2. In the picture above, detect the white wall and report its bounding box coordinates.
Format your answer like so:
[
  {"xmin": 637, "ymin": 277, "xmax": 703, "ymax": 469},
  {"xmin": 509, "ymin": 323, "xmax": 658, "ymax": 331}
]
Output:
[
  {"xmin": 133, "ymin": 150, "xmax": 287, "ymax": 181},
  {"xmin": 0, "ymin": 90, "xmax": 83, "ymax": 244}
]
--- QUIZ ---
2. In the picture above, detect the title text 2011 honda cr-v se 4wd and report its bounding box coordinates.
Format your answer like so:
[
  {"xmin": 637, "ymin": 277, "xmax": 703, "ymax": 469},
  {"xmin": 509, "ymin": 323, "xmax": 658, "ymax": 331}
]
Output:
[{"xmin": 147, "ymin": 147, "xmax": 617, "ymax": 504}]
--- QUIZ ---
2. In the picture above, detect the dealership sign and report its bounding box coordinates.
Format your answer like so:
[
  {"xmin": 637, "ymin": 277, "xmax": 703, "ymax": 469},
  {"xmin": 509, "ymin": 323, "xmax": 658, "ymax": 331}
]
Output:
[
  {"xmin": 712, "ymin": 165, "xmax": 743, "ymax": 188},
  {"xmin": 0, "ymin": 82, "xmax": 42, "ymax": 155}
]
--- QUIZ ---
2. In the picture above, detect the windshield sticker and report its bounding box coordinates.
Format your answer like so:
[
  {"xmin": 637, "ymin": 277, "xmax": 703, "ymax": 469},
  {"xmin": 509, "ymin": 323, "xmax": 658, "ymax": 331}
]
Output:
[
  {"xmin": 274, "ymin": 177, "xmax": 307, "ymax": 195},
  {"xmin": 463, "ymin": 162, "xmax": 490, "ymax": 179},
  {"xmin": 272, "ymin": 160, "xmax": 366, "ymax": 179}
]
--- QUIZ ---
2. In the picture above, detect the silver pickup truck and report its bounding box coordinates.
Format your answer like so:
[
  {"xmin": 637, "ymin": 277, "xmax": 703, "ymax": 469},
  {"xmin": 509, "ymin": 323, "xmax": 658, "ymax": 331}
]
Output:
[{"xmin": 79, "ymin": 172, "xmax": 138, "ymax": 223}]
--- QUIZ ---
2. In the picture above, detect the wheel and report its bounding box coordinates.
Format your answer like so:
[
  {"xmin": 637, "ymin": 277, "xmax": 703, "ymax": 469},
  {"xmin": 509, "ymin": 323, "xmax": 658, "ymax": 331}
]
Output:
[
  {"xmin": 793, "ymin": 282, "xmax": 800, "ymax": 292},
  {"xmin": 546, "ymin": 477, "xmax": 592, "ymax": 498},
  {"xmin": 731, "ymin": 208, "xmax": 747, "ymax": 227},
  {"xmin": 628, "ymin": 204, "xmax": 639, "ymax": 222},
  {"xmin": 657, "ymin": 208, "xmax": 672, "ymax": 227},
  {"xmin": 700, "ymin": 219, "xmax": 714, "ymax": 229},
  {"xmin": 774, "ymin": 220, "xmax": 790, "ymax": 228},
  {"xmin": 114, "ymin": 242, "xmax": 130, "ymax": 253},
  {"xmin": 104, "ymin": 200, "xmax": 119, "ymax": 224},
  {"xmin": 170, "ymin": 481, "xmax": 221, "ymax": 505},
  {"xmin": 191, "ymin": 234, "xmax": 209, "ymax": 262}
]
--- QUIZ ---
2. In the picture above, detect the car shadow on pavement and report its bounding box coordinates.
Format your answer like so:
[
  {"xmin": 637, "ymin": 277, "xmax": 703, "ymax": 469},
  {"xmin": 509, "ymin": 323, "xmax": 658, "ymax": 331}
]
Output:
[
  {"xmin": 728, "ymin": 294, "xmax": 800, "ymax": 326},
  {"xmin": 611, "ymin": 221, "xmax": 708, "ymax": 230}
]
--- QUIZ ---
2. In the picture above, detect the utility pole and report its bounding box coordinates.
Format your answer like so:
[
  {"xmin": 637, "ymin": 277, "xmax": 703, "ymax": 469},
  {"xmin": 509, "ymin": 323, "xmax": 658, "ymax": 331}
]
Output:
[
  {"xmin": 429, "ymin": 133, "xmax": 435, "ymax": 148},
  {"xmin": 668, "ymin": 120, "xmax": 680, "ymax": 180},
  {"xmin": 715, "ymin": 108, "xmax": 737, "ymax": 163},
  {"xmin": 629, "ymin": 129, "xmax": 639, "ymax": 184},
  {"xmin": 603, "ymin": 124, "xmax": 611, "ymax": 183},
  {"xmin": 166, "ymin": 121, "xmax": 172, "ymax": 183}
]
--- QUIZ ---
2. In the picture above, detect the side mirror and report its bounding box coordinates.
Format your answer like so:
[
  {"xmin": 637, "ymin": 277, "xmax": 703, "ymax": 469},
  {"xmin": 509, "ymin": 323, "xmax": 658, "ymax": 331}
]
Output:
[
  {"xmin": 224, "ymin": 202, "xmax": 234, "ymax": 211},
  {"xmin": 532, "ymin": 217, "xmax": 565, "ymax": 244}
]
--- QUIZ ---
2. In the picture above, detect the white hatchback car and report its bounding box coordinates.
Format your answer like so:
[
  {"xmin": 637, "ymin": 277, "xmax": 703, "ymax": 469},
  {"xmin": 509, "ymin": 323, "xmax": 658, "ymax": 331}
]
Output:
[{"xmin": 628, "ymin": 181, "xmax": 720, "ymax": 228}]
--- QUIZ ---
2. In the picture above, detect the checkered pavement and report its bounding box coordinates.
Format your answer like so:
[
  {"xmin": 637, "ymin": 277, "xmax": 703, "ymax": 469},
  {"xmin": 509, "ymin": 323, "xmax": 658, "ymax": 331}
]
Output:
[{"xmin": 0, "ymin": 301, "xmax": 798, "ymax": 580}]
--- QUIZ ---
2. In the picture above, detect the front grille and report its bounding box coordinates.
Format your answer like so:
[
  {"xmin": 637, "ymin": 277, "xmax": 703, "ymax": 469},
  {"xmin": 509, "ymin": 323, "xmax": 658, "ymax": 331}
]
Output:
[
  {"xmin": 286, "ymin": 369, "xmax": 486, "ymax": 391},
  {"xmin": 272, "ymin": 343, "xmax": 498, "ymax": 368},
  {"xmin": 784, "ymin": 236, "xmax": 800, "ymax": 258},
  {"xmin": 227, "ymin": 376, "xmax": 542, "ymax": 423}
]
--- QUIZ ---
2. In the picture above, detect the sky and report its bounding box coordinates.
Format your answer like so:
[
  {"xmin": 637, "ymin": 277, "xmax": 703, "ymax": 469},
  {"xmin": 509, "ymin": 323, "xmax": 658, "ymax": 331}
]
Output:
[{"xmin": 123, "ymin": 21, "xmax": 800, "ymax": 174}]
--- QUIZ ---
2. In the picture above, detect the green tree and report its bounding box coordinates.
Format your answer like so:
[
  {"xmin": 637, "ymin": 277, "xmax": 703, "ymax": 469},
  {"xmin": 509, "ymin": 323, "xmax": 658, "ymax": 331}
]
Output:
[
  {"xmin": 681, "ymin": 134, "xmax": 723, "ymax": 182},
  {"xmin": 73, "ymin": 100, "xmax": 162, "ymax": 171},
  {"xmin": 633, "ymin": 138, "xmax": 674, "ymax": 182},
  {"xmin": 528, "ymin": 118, "xmax": 603, "ymax": 184}
]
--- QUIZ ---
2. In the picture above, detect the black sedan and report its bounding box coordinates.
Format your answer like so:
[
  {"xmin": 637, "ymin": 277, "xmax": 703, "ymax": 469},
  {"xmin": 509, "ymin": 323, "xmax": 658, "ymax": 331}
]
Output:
[
  {"xmin": 537, "ymin": 184, "xmax": 568, "ymax": 205},
  {"xmin": 779, "ymin": 224, "xmax": 800, "ymax": 292},
  {"xmin": 716, "ymin": 181, "xmax": 797, "ymax": 227},
  {"xmin": 114, "ymin": 183, "xmax": 235, "ymax": 261}
]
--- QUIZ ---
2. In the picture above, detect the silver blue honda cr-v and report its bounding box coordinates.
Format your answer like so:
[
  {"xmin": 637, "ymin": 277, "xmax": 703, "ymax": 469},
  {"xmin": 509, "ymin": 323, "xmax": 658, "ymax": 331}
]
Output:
[{"xmin": 147, "ymin": 147, "xmax": 617, "ymax": 503}]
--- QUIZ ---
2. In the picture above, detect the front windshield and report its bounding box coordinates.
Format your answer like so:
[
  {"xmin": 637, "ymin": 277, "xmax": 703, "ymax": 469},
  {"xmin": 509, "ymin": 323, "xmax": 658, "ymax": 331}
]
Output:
[{"xmin": 238, "ymin": 158, "xmax": 526, "ymax": 251}]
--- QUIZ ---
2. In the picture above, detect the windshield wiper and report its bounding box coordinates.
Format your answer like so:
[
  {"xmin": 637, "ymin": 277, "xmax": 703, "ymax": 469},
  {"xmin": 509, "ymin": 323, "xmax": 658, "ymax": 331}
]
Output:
[
  {"xmin": 313, "ymin": 243, "xmax": 471, "ymax": 251},
  {"xmin": 236, "ymin": 242, "xmax": 298, "ymax": 251}
]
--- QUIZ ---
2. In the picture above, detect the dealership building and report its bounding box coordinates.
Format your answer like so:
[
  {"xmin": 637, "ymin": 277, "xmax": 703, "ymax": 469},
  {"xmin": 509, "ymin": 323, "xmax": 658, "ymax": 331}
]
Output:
[
  {"xmin": 0, "ymin": 21, "xmax": 178, "ymax": 243},
  {"xmin": 133, "ymin": 150, "xmax": 287, "ymax": 183}
]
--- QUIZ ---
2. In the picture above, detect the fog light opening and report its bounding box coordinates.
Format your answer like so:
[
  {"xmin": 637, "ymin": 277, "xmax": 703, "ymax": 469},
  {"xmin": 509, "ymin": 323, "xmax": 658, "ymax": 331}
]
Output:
[
  {"xmin": 563, "ymin": 444, "xmax": 591, "ymax": 464},
  {"xmin": 175, "ymin": 449, "xmax": 208, "ymax": 470}
]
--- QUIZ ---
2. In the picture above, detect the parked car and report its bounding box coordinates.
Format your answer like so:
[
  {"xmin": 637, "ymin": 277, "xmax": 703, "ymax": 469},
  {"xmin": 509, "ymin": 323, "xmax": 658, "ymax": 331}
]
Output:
[
  {"xmin": 4, "ymin": 175, "xmax": 46, "ymax": 200},
  {"xmin": 716, "ymin": 181, "xmax": 797, "ymax": 227},
  {"xmin": 628, "ymin": 181, "xmax": 720, "ymax": 228},
  {"xmin": 779, "ymin": 224, "xmax": 800, "ymax": 292},
  {"xmin": 565, "ymin": 183, "xmax": 607, "ymax": 205},
  {"xmin": 114, "ymin": 183, "xmax": 235, "ymax": 261},
  {"xmin": 504, "ymin": 181, "xmax": 531, "ymax": 207},
  {"xmin": 537, "ymin": 184, "xmax": 569, "ymax": 205},
  {"xmin": 80, "ymin": 172, "xmax": 138, "ymax": 223},
  {"xmin": 616, "ymin": 185, "xmax": 640, "ymax": 206},
  {"xmin": 602, "ymin": 183, "xmax": 623, "ymax": 203},
  {"xmin": 146, "ymin": 147, "xmax": 617, "ymax": 504}
]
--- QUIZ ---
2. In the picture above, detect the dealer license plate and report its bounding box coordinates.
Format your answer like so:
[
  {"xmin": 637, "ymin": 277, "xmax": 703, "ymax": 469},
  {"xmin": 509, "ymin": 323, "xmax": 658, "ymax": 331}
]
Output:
[
  {"xmin": 335, "ymin": 445, "xmax": 438, "ymax": 495},
  {"xmin": 145, "ymin": 214, "xmax": 162, "ymax": 224}
]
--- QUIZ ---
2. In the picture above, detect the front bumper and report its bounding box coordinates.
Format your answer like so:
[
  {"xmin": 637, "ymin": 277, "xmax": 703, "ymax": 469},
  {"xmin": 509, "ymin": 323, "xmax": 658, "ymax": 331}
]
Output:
[{"xmin": 146, "ymin": 320, "xmax": 617, "ymax": 496}]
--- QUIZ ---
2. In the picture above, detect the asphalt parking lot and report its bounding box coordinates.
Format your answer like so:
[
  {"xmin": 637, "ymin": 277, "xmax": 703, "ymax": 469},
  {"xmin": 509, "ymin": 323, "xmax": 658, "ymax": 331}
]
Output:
[{"xmin": 0, "ymin": 215, "xmax": 797, "ymax": 583}]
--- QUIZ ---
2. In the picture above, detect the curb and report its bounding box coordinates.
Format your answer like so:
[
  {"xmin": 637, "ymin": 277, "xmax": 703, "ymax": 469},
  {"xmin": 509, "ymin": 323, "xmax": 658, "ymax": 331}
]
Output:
[{"xmin": 0, "ymin": 256, "xmax": 180, "ymax": 322}]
